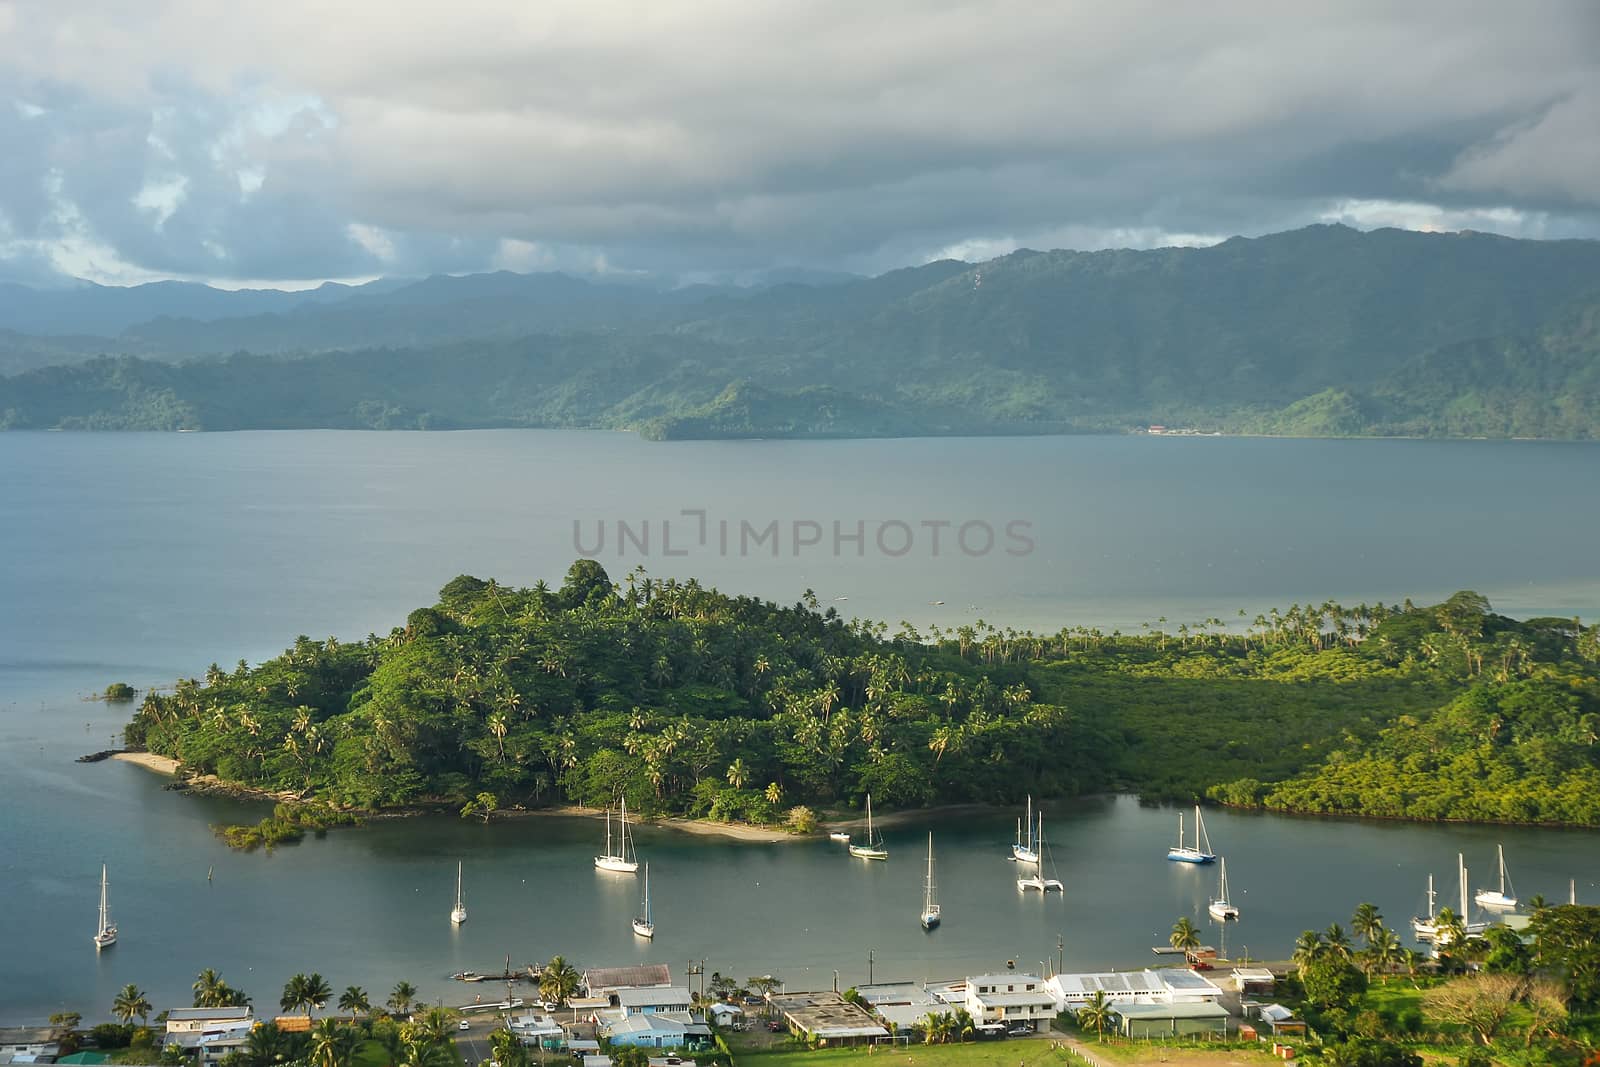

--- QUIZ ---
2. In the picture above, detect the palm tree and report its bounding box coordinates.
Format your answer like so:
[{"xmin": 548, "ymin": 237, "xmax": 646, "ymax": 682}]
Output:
[
  {"xmin": 1527, "ymin": 893, "xmax": 1549, "ymax": 912},
  {"xmin": 1399, "ymin": 948, "xmax": 1424, "ymax": 988},
  {"xmin": 726, "ymin": 758, "xmax": 749, "ymax": 790},
  {"xmin": 338, "ymin": 986, "xmax": 371, "ymax": 1018},
  {"xmin": 490, "ymin": 1027, "xmax": 529, "ymax": 1067},
  {"xmin": 1434, "ymin": 906, "xmax": 1468, "ymax": 952},
  {"xmin": 112, "ymin": 984, "xmax": 151, "ymax": 1026},
  {"xmin": 1323, "ymin": 923, "xmax": 1353, "ymax": 959},
  {"xmin": 952, "ymin": 1008, "xmax": 976, "ymax": 1043},
  {"xmin": 310, "ymin": 1018, "xmax": 359, "ymax": 1067},
  {"xmin": 1366, "ymin": 926, "xmax": 1401, "ymax": 981},
  {"xmin": 1351, "ymin": 903, "xmax": 1384, "ymax": 946},
  {"xmin": 193, "ymin": 968, "xmax": 227, "ymax": 1008},
  {"xmin": 1076, "ymin": 990, "xmax": 1114, "ymax": 1041},
  {"xmin": 539, "ymin": 956, "xmax": 581, "ymax": 1008},
  {"xmin": 1292, "ymin": 930, "xmax": 1325, "ymax": 971},
  {"xmin": 1169, "ymin": 916, "xmax": 1201, "ymax": 951},
  {"xmin": 387, "ymin": 981, "xmax": 419, "ymax": 1017},
  {"xmin": 245, "ymin": 1024, "xmax": 294, "ymax": 1067},
  {"xmin": 398, "ymin": 1042, "xmax": 453, "ymax": 1067},
  {"xmin": 303, "ymin": 973, "xmax": 333, "ymax": 1016},
  {"xmin": 410, "ymin": 1007, "xmax": 458, "ymax": 1047}
]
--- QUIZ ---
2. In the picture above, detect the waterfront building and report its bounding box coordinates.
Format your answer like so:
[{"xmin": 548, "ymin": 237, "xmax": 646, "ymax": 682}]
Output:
[
  {"xmin": 602, "ymin": 1012, "xmax": 711, "ymax": 1050},
  {"xmin": 768, "ymin": 992, "xmax": 888, "ymax": 1046},
  {"xmin": 1045, "ymin": 968, "xmax": 1223, "ymax": 1011},
  {"xmin": 960, "ymin": 974, "xmax": 1056, "ymax": 1032},
  {"xmin": 1113, "ymin": 1002, "xmax": 1230, "ymax": 1039},
  {"xmin": 614, "ymin": 987, "xmax": 693, "ymax": 1016},
  {"xmin": 0, "ymin": 1029, "xmax": 60, "ymax": 1063}
]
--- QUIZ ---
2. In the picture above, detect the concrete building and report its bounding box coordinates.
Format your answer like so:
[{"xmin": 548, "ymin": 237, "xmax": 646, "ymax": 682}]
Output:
[
  {"xmin": 162, "ymin": 1009, "xmax": 257, "ymax": 1067},
  {"xmin": 769, "ymin": 992, "xmax": 888, "ymax": 1046},
  {"xmin": 852, "ymin": 983, "xmax": 942, "ymax": 1032},
  {"xmin": 507, "ymin": 1014, "xmax": 565, "ymax": 1049},
  {"xmin": 1230, "ymin": 968, "xmax": 1276, "ymax": 995},
  {"xmin": 1046, "ymin": 968, "xmax": 1223, "ymax": 1010},
  {"xmin": 705, "ymin": 1003, "xmax": 744, "ymax": 1029},
  {"xmin": 165, "ymin": 1008, "xmax": 254, "ymax": 1035},
  {"xmin": 961, "ymin": 974, "xmax": 1056, "ymax": 1032},
  {"xmin": 1113, "ymin": 1002, "xmax": 1230, "ymax": 1039}
]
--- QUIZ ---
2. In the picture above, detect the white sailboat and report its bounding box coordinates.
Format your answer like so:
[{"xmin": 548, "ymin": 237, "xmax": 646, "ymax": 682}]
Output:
[
  {"xmin": 632, "ymin": 863, "xmax": 655, "ymax": 938},
  {"xmin": 1207, "ymin": 856, "xmax": 1239, "ymax": 920},
  {"xmin": 1435, "ymin": 853, "xmax": 1489, "ymax": 945},
  {"xmin": 595, "ymin": 798, "xmax": 640, "ymax": 873},
  {"xmin": 1473, "ymin": 844, "xmax": 1518, "ymax": 909},
  {"xmin": 1166, "ymin": 805, "xmax": 1216, "ymax": 863},
  {"xmin": 450, "ymin": 860, "xmax": 467, "ymax": 925},
  {"xmin": 1411, "ymin": 873, "xmax": 1439, "ymax": 940},
  {"xmin": 1011, "ymin": 796, "xmax": 1039, "ymax": 864},
  {"xmin": 849, "ymin": 794, "xmax": 888, "ymax": 860},
  {"xmin": 920, "ymin": 833, "xmax": 942, "ymax": 929},
  {"xmin": 1017, "ymin": 813, "xmax": 1063, "ymax": 891},
  {"xmin": 93, "ymin": 864, "xmax": 117, "ymax": 949}
]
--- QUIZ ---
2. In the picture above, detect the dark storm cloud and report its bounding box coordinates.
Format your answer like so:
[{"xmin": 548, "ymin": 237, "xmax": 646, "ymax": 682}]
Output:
[{"xmin": 1, "ymin": 0, "xmax": 1597, "ymax": 285}]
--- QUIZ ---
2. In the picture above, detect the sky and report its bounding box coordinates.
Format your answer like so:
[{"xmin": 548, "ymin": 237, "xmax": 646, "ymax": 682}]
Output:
[{"xmin": 1, "ymin": 1, "xmax": 1598, "ymax": 288}]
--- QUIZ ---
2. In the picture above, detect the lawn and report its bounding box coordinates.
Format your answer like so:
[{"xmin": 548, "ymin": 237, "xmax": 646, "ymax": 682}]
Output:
[
  {"xmin": 1073, "ymin": 1041, "xmax": 1285, "ymax": 1067},
  {"xmin": 738, "ymin": 1040, "xmax": 1080, "ymax": 1067}
]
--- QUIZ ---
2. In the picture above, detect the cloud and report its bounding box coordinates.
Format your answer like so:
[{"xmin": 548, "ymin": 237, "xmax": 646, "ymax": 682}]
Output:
[{"xmin": 0, "ymin": 0, "xmax": 1597, "ymax": 284}]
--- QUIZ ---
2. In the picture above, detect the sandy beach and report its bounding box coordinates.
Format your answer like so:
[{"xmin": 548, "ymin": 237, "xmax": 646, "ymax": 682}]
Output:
[
  {"xmin": 112, "ymin": 751, "xmax": 180, "ymax": 774},
  {"xmin": 510, "ymin": 803, "xmax": 797, "ymax": 842}
]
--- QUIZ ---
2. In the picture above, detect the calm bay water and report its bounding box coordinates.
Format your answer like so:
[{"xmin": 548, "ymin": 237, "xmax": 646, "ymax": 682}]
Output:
[{"xmin": 2, "ymin": 430, "xmax": 1599, "ymax": 1022}]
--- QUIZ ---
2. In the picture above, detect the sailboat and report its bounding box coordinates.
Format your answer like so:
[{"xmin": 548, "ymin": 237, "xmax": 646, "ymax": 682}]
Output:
[
  {"xmin": 1011, "ymin": 796, "xmax": 1039, "ymax": 864},
  {"xmin": 1017, "ymin": 813, "xmax": 1063, "ymax": 891},
  {"xmin": 1411, "ymin": 873, "xmax": 1439, "ymax": 939},
  {"xmin": 93, "ymin": 864, "xmax": 117, "ymax": 949},
  {"xmin": 450, "ymin": 861, "xmax": 467, "ymax": 925},
  {"xmin": 849, "ymin": 794, "xmax": 888, "ymax": 860},
  {"xmin": 595, "ymin": 798, "xmax": 640, "ymax": 873},
  {"xmin": 632, "ymin": 864, "xmax": 655, "ymax": 938},
  {"xmin": 1207, "ymin": 857, "xmax": 1239, "ymax": 920},
  {"xmin": 1435, "ymin": 853, "xmax": 1489, "ymax": 945},
  {"xmin": 1473, "ymin": 844, "xmax": 1518, "ymax": 909},
  {"xmin": 920, "ymin": 833, "xmax": 942, "ymax": 930},
  {"xmin": 1166, "ymin": 805, "xmax": 1216, "ymax": 863}
]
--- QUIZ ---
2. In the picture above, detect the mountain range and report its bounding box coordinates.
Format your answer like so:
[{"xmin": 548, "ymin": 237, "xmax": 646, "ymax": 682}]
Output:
[{"xmin": 2, "ymin": 224, "xmax": 1598, "ymax": 438}]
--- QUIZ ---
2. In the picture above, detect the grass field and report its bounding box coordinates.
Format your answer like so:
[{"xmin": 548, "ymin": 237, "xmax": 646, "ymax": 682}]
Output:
[
  {"xmin": 738, "ymin": 1040, "xmax": 1080, "ymax": 1067},
  {"xmin": 1076, "ymin": 1043, "xmax": 1284, "ymax": 1067}
]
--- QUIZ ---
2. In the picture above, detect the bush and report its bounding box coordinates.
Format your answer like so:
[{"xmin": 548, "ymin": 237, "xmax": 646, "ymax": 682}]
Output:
[
  {"xmin": 91, "ymin": 1024, "xmax": 134, "ymax": 1049},
  {"xmin": 104, "ymin": 683, "xmax": 137, "ymax": 701}
]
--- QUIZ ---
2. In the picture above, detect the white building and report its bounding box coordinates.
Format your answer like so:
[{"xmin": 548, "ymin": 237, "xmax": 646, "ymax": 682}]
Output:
[
  {"xmin": 961, "ymin": 974, "xmax": 1056, "ymax": 1032},
  {"xmin": 1046, "ymin": 968, "xmax": 1223, "ymax": 1011},
  {"xmin": 0, "ymin": 1029, "xmax": 60, "ymax": 1063},
  {"xmin": 163, "ymin": 1008, "xmax": 257, "ymax": 1066}
]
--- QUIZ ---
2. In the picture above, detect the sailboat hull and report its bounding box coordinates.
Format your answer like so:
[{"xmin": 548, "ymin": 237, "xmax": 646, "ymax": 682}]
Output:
[
  {"xmin": 93, "ymin": 931, "xmax": 117, "ymax": 948},
  {"xmin": 1207, "ymin": 902, "xmax": 1238, "ymax": 920},
  {"xmin": 920, "ymin": 912, "xmax": 941, "ymax": 930},
  {"xmin": 450, "ymin": 908, "xmax": 467, "ymax": 925},
  {"xmin": 1011, "ymin": 845, "xmax": 1040, "ymax": 864},
  {"xmin": 1167, "ymin": 848, "xmax": 1216, "ymax": 864},
  {"xmin": 631, "ymin": 920, "xmax": 655, "ymax": 938},
  {"xmin": 849, "ymin": 845, "xmax": 888, "ymax": 860},
  {"xmin": 1474, "ymin": 891, "xmax": 1517, "ymax": 909},
  {"xmin": 595, "ymin": 857, "xmax": 639, "ymax": 873}
]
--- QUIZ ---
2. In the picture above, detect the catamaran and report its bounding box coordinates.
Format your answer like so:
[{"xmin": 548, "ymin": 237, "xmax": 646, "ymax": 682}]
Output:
[
  {"xmin": 1011, "ymin": 796, "xmax": 1040, "ymax": 864},
  {"xmin": 450, "ymin": 860, "xmax": 467, "ymax": 925},
  {"xmin": 1166, "ymin": 805, "xmax": 1216, "ymax": 864},
  {"xmin": 632, "ymin": 863, "xmax": 656, "ymax": 938},
  {"xmin": 1017, "ymin": 813, "xmax": 1063, "ymax": 892},
  {"xmin": 1473, "ymin": 844, "xmax": 1518, "ymax": 910},
  {"xmin": 920, "ymin": 833, "xmax": 942, "ymax": 930},
  {"xmin": 93, "ymin": 864, "xmax": 117, "ymax": 949},
  {"xmin": 1207, "ymin": 856, "xmax": 1239, "ymax": 920},
  {"xmin": 849, "ymin": 794, "xmax": 888, "ymax": 860},
  {"xmin": 595, "ymin": 798, "xmax": 640, "ymax": 873}
]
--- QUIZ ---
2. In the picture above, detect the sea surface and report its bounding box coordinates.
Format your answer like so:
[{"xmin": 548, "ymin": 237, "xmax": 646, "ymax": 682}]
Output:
[{"xmin": 2, "ymin": 430, "xmax": 1599, "ymax": 1022}]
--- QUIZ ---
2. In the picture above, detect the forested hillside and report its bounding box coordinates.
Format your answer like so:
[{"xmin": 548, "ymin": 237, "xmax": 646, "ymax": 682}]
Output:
[
  {"xmin": 124, "ymin": 568, "xmax": 1600, "ymax": 834},
  {"xmin": 5, "ymin": 225, "xmax": 1600, "ymax": 438}
]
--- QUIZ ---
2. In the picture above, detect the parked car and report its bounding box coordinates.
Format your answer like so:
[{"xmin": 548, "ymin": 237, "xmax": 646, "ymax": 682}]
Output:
[
  {"xmin": 1007, "ymin": 1025, "xmax": 1032, "ymax": 1037},
  {"xmin": 767, "ymin": 1021, "xmax": 784, "ymax": 1033}
]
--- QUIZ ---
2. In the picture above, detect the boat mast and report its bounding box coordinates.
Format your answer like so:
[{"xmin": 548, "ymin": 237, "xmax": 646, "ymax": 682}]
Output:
[
  {"xmin": 1458, "ymin": 853, "xmax": 1469, "ymax": 916},
  {"xmin": 643, "ymin": 864, "xmax": 651, "ymax": 924},
  {"xmin": 1177, "ymin": 811, "xmax": 1184, "ymax": 849},
  {"xmin": 621, "ymin": 798, "xmax": 630, "ymax": 862},
  {"xmin": 98, "ymin": 865, "xmax": 110, "ymax": 935},
  {"xmin": 1498, "ymin": 845, "xmax": 1507, "ymax": 896},
  {"xmin": 605, "ymin": 805, "xmax": 612, "ymax": 857},
  {"xmin": 1427, "ymin": 874, "xmax": 1436, "ymax": 919},
  {"xmin": 925, "ymin": 833, "xmax": 936, "ymax": 910},
  {"xmin": 866, "ymin": 794, "xmax": 874, "ymax": 844},
  {"xmin": 456, "ymin": 861, "xmax": 464, "ymax": 909},
  {"xmin": 1026, "ymin": 796, "xmax": 1033, "ymax": 850}
]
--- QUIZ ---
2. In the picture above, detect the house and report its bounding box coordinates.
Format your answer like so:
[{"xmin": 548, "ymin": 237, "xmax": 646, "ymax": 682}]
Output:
[
  {"xmin": 584, "ymin": 965, "xmax": 673, "ymax": 994},
  {"xmin": 162, "ymin": 1009, "xmax": 257, "ymax": 1067},
  {"xmin": 1113, "ymin": 1002, "xmax": 1230, "ymax": 1039},
  {"xmin": 1250, "ymin": 1004, "xmax": 1306, "ymax": 1038},
  {"xmin": 705, "ymin": 1003, "xmax": 744, "ymax": 1029},
  {"xmin": 961, "ymin": 974, "xmax": 1056, "ymax": 1032},
  {"xmin": 1230, "ymin": 968, "xmax": 1276, "ymax": 995},
  {"xmin": 0, "ymin": 1029, "xmax": 60, "ymax": 1064},
  {"xmin": 507, "ymin": 1014, "xmax": 565, "ymax": 1049},
  {"xmin": 602, "ymin": 1013, "xmax": 711, "ymax": 1050},
  {"xmin": 165, "ymin": 1008, "xmax": 254, "ymax": 1035},
  {"xmin": 768, "ymin": 992, "xmax": 888, "ymax": 1047},
  {"xmin": 614, "ymin": 987, "xmax": 693, "ymax": 1016}
]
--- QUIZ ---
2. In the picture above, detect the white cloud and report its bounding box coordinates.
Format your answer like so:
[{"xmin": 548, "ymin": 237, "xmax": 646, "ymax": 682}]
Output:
[
  {"xmin": 1317, "ymin": 198, "xmax": 1549, "ymax": 238},
  {"xmin": 346, "ymin": 222, "xmax": 397, "ymax": 263},
  {"xmin": 132, "ymin": 175, "xmax": 189, "ymax": 229}
]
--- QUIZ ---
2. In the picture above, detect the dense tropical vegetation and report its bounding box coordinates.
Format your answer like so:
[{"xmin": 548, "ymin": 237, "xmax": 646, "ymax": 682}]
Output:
[
  {"xmin": 123, "ymin": 566, "xmax": 1600, "ymax": 837},
  {"xmin": 6, "ymin": 226, "xmax": 1600, "ymax": 439}
]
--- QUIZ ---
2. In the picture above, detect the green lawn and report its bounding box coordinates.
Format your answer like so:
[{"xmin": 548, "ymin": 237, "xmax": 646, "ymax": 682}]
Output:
[{"xmin": 738, "ymin": 1041, "xmax": 1081, "ymax": 1067}]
